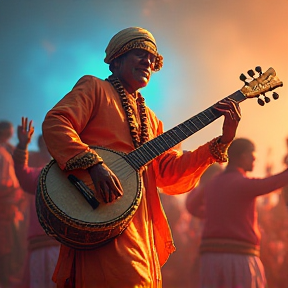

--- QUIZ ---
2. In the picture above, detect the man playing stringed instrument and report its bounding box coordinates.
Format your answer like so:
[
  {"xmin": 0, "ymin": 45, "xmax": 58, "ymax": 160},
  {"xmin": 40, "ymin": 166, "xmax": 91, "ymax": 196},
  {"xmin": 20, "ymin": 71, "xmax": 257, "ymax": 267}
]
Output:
[{"xmin": 41, "ymin": 27, "xmax": 241, "ymax": 288}]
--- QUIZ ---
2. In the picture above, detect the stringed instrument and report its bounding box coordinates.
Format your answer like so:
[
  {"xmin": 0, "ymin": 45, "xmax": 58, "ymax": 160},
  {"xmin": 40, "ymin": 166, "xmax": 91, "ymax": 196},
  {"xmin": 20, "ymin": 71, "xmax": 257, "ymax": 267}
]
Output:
[{"xmin": 36, "ymin": 66, "xmax": 283, "ymax": 249}]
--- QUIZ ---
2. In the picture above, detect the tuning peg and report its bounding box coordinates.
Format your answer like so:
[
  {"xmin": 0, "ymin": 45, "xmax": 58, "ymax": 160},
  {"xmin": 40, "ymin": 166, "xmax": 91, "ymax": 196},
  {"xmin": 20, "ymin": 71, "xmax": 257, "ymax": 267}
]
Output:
[
  {"xmin": 264, "ymin": 96, "xmax": 270, "ymax": 103},
  {"xmin": 240, "ymin": 73, "xmax": 249, "ymax": 85},
  {"xmin": 247, "ymin": 69, "xmax": 255, "ymax": 78},
  {"xmin": 255, "ymin": 66, "xmax": 262, "ymax": 75},
  {"xmin": 272, "ymin": 92, "xmax": 279, "ymax": 100},
  {"xmin": 257, "ymin": 97, "xmax": 265, "ymax": 106}
]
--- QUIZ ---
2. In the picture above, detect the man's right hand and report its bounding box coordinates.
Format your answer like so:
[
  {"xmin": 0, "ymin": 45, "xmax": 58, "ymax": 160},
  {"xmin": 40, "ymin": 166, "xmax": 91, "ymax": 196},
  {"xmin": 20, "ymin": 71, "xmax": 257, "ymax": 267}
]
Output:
[
  {"xmin": 17, "ymin": 117, "xmax": 34, "ymax": 150},
  {"xmin": 88, "ymin": 163, "xmax": 123, "ymax": 203}
]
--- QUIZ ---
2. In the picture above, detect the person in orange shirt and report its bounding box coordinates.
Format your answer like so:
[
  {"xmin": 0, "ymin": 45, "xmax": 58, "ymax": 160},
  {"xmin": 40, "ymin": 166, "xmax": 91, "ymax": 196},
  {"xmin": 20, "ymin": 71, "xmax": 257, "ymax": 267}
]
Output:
[
  {"xmin": 40, "ymin": 26, "xmax": 241, "ymax": 288},
  {"xmin": 13, "ymin": 117, "xmax": 60, "ymax": 288},
  {"xmin": 0, "ymin": 120, "xmax": 26, "ymax": 287}
]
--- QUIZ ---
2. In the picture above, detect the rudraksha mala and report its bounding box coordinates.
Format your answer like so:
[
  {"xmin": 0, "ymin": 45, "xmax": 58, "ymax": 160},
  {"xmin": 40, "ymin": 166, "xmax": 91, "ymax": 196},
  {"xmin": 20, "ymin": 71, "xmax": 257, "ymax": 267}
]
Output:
[{"xmin": 107, "ymin": 76, "xmax": 149, "ymax": 148}]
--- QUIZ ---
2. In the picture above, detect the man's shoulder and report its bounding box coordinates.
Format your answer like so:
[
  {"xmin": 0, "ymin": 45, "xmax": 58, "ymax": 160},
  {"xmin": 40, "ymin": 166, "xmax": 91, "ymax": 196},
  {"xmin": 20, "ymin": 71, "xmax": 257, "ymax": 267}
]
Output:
[
  {"xmin": 77, "ymin": 75, "xmax": 106, "ymax": 84},
  {"xmin": 81, "ymin": 75, "xmax": 104, "ymax": 80},
  {"xmin": 72, "ymin": 75, "xmax": 109, "ymax": 91}
]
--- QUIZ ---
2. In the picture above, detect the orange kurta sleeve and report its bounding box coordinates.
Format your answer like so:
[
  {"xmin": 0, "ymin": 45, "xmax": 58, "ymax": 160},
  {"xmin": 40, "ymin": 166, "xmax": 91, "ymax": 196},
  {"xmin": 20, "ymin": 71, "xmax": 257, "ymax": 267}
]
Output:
[
  {"xmin": 154, "ymin": 143, "xmax": 216, "ymax": 195},
  {"xmin": 42, "ymin": 76, "xmax": 108, "ymax": 170}
]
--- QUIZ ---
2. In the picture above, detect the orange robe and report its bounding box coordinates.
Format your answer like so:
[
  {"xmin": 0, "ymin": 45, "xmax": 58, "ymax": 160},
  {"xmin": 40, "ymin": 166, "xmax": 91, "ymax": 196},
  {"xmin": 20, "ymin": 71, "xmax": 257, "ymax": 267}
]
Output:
[
  {"xmin": 0, "ymin": 144, "xmax": 26, "ymax": 286},
  {"xmin": 0, "ymin": 144, "xmax": 23, "ymax": 255},
  {"xmin": 42, "ymin": 75, "xmax": 216, "ymax": 288}
]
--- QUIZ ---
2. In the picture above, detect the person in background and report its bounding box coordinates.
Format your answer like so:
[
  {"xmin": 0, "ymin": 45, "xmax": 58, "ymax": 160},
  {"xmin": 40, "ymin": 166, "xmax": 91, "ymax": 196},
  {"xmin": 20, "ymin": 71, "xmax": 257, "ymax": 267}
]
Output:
[
  {"xmin": 188, "ymin": 138, "xmax": 288, "ymax": 288},
  {"xmin": 256, "ymin": 137, "xmax": 288, "ymax": 287},
  {"xmin": 185, "ymin": 163, "xmax": 223, "ymax": 288},
  {"xmin": 13, "ymin": 117, "xmax": 60, "ymax": 288},
  {"xmin": 0, "ymin": 120, "xmax": 27, "ymax": 288},
  {"xmin": 280, "ymin": 137, "xmax": 288, "ymax": 207},
  {"xmin": 186, "ymin": 163, "xmax": 223, "ymax": 219},
  {"xmin": 41, "ymin": 26, "xmax": 241, "ymax": 288},
  {"xmin": 28, "ymin": 134, "xmax": 51, "ymax": 168}
]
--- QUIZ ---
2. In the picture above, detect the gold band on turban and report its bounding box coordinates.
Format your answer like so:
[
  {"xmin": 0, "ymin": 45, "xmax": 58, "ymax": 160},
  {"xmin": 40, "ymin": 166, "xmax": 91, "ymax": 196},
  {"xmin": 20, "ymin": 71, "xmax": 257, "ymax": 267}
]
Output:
[{"xmin": 104, "ymin": 27, "xmax": 163, "ymax": 72}]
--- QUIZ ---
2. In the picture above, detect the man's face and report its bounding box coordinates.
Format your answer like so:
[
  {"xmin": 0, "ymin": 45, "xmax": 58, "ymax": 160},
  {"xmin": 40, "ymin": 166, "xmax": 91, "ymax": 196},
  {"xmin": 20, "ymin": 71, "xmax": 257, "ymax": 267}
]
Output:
[
  {"xmin": 0, "ymin": 126, "xmax": 13, "ymax": 142},
  {"xmin": 117, "ymin": 49, "xmax": 156, "ymax": 93},
  {"xmin": 242, "ymin": 148, "xmax": 256, "ymax": 172}
]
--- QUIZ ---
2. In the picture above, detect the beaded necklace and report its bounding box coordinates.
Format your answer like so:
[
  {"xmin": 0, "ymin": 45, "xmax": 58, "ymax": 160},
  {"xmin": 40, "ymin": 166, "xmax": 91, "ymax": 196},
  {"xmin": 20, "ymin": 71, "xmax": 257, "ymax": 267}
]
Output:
[{"xmin": 106, "ymin": 76, "xmax": 149, "ymax": 148}]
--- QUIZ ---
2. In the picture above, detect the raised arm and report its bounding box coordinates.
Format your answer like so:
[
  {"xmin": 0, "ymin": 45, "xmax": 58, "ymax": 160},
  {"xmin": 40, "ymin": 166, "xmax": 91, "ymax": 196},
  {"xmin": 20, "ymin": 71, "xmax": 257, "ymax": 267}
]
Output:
[{"xmin": 13, "ymin": 117, "xmax": 42, "ymax": 194}]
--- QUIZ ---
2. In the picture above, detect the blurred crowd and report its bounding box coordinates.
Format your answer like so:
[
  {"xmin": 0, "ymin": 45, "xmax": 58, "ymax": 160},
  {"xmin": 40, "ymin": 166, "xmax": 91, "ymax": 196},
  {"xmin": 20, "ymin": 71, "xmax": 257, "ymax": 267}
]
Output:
[
  {"xmin": 160, "ymin": 164, "xmax": 288, "ymax": 288},
  {"xmin": 1, "ymin": 117, "xmax": 288, "ymax": 288},
  {"xmin": 0, "ymin": 119, "xmax": 58, "ymax": 288}
]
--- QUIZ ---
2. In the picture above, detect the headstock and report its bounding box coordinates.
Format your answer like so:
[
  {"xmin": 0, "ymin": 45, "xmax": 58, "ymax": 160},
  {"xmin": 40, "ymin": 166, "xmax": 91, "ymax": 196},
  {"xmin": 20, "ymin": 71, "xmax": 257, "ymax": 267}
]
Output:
[{"xmin": 240, "ymin": 66, "xmax": 283, "ymax": 106}]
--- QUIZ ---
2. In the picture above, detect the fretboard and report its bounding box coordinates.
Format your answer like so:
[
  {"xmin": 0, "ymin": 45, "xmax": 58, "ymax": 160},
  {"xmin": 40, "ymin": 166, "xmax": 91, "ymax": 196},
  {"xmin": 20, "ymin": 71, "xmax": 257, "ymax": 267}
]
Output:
[{"xmin": 124, "ymin": 90, "xmax": 246, "ymax": 170}]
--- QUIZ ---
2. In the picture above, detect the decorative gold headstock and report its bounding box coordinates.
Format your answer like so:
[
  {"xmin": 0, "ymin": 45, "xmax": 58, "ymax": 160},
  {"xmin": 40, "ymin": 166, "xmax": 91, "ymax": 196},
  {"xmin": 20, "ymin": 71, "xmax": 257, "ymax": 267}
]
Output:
[{"xmin": 240, "ymin": 67, "xmax": 283, "ymax": 106}]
